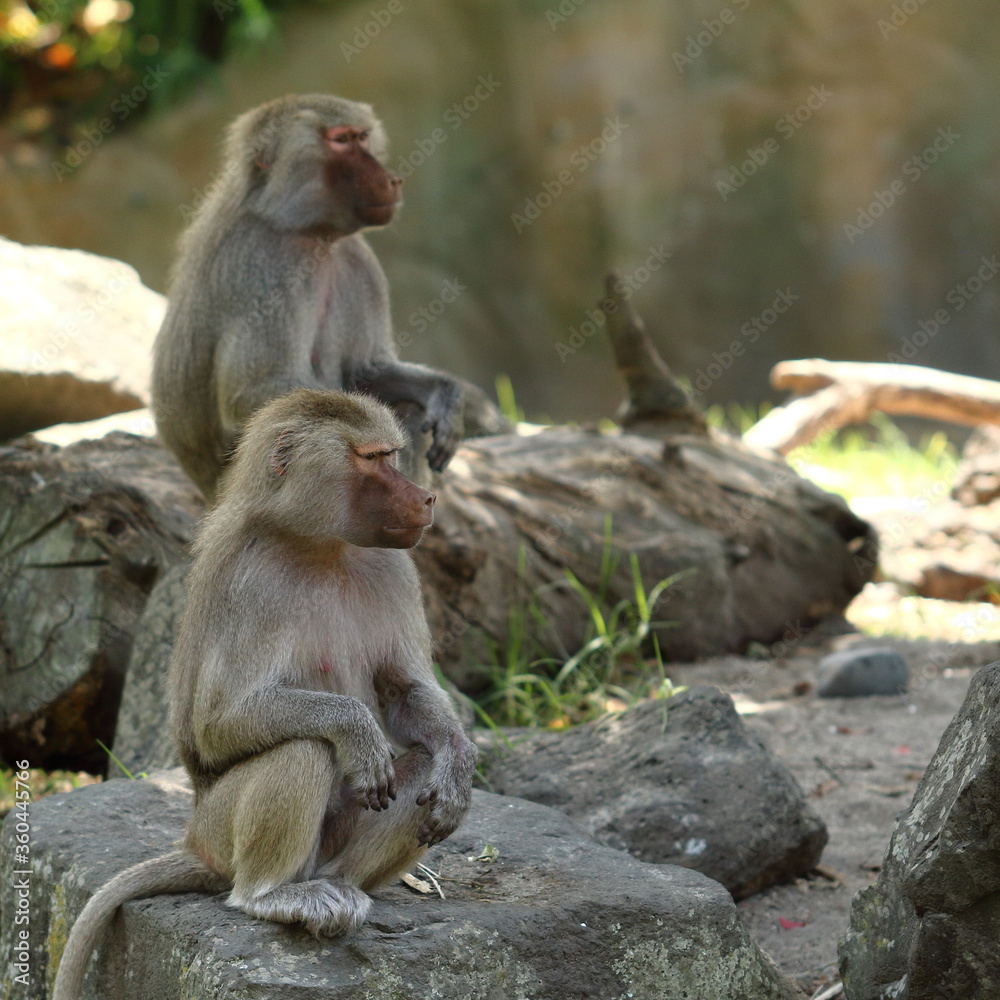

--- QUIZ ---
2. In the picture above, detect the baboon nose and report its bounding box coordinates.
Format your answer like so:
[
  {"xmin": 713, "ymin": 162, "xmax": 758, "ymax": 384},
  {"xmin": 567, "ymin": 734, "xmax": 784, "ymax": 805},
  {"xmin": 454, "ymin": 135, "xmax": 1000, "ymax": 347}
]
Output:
[{"xmin": 425, "ymin": 492, "xmax": 436, "ymax": 507}]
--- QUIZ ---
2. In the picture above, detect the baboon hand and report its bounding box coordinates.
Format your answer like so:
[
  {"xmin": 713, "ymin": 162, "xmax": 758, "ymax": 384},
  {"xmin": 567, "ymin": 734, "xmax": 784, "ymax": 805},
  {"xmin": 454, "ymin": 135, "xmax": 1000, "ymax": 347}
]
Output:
[
  {"xmin": 421, "ymin": 381, "xmax": 464, "ymax": 473},
  {"xmin": 337, "ymin": 713, "xmax": 397, "ymax": 811},
  {"xmin": 417, "ymin": 736, "xmax": 478, "ymax": 847}
]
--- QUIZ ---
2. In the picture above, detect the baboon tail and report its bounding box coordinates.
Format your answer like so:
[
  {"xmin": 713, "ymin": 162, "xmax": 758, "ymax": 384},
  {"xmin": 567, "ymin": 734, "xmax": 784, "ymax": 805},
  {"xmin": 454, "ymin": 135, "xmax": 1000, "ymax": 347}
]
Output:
[{"xmin": 52, "ymin": 849, "xmax": 224, "ymax": 1000}]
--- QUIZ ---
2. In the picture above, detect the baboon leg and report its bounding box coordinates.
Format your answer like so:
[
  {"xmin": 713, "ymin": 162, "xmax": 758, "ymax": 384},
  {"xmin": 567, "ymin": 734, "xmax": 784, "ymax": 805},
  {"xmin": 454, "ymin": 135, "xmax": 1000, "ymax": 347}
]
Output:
[
  {"xmin": 189, "ymin": 740, "xmax": 369, "ymax": 935},
  {"xmin": 320, "ymin": 745, "xmax": 434, "ymax": 892}
]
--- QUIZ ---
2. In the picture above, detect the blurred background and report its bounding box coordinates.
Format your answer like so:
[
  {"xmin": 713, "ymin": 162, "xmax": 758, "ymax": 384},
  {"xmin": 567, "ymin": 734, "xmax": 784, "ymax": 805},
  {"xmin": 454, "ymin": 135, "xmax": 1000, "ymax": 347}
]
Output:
[{"xmin": 1, "ymin": 0, "xmax": 998, "ymax": 422}]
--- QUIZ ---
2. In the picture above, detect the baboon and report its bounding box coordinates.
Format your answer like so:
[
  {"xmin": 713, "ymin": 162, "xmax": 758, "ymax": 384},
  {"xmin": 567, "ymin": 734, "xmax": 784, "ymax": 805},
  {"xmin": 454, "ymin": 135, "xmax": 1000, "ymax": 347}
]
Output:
[
  {"xmin": 53, "ymin": 389, "xmax": 478, "ymax": 1000},
  {"xmin": 152, "ymin": 93, "xmax": 499, "ymax": 503}
]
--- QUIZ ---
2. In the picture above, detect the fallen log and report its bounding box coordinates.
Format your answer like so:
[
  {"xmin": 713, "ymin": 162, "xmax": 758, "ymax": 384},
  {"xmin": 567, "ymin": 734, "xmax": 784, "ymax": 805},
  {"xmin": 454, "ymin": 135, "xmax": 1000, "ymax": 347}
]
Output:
[
  {"xmin": 0, "ymin": 434, "xmax": 201, "ymax": 771},
  {"xmin": 743, "ymin": 359, "xmax": 1000, "ymax": 454}
]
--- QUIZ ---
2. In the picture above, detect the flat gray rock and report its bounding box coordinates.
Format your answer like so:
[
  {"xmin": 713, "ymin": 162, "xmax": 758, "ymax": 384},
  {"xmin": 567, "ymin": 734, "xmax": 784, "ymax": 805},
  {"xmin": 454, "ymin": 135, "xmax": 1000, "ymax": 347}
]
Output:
[
  {"xmin": 0, "ymin": 770, "xmax": 803, "ymax": 999},
  {"xmin": 482, "ymin": 687, "xmax": 828, "ymax": 899},
  {"xmin": 816, "ymin": 646, "xmax": 909, "ymax": 698},
  {"xmin": 839, "ymin": 662, "xmax": 1000, "ymax": 1000}
]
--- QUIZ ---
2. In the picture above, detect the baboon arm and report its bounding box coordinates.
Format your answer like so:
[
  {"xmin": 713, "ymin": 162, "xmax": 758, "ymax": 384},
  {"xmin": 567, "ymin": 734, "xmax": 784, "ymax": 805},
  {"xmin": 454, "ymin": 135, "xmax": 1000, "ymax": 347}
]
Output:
[
  {"xmin": 348, "ymin": 360, "xmax": 465, "ymax": 471},
  {"xmin": 378, "ymin": 674, "xmax": 478, "ymax": 846},
  {"xmin": 200, "ymin": 685, "xmax": 396, "ymax": 808}
]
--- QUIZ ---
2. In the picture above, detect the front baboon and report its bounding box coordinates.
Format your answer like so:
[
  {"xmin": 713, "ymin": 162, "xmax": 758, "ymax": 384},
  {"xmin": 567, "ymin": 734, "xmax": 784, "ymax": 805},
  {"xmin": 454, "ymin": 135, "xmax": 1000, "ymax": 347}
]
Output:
[{"xmin": 53, "ymin": 388, "xmax": 477, "ymax": 1000}]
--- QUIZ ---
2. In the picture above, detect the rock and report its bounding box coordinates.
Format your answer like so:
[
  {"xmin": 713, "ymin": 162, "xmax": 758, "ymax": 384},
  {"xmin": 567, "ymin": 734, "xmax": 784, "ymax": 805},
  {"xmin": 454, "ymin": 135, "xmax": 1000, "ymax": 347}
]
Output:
[
  {"xmin": 916, "ymin": 563, "xmax": 993, "ymax": 603},
  {"xmin": 481, "ymin": 688, "xmax": 828, "ymax": 899},
  {"xmin": 31, "ymin": 408, "xmax": 155, "ymax": 448},
  {"xmin": 816, "ymin": 646, "xmax": 909, "ymax": 698},
  {"xmin": 857, "ymin": 488, "xmax": 1000, "ymax": 603},
  {"xmin": 0, "ymin": 771, "xmax": 804, "ymax": 1000},
  {"xmin": 952, "ymin": 425, "xmax": 1000, "ymax": 507},
  {"xmin": 0, "ymin": 434, "xmax": 201, "ymax": 772},
  {"xmin": 110, "ymin": 563, "xmax": 190, "ymax": 777},
  {"xmin": 0, "ymin": 237, "xmax": 163, "ymax": 441},
  {"xmin": 839, "ymin": 662, "xmax": 1000, "ymax": 1000}
]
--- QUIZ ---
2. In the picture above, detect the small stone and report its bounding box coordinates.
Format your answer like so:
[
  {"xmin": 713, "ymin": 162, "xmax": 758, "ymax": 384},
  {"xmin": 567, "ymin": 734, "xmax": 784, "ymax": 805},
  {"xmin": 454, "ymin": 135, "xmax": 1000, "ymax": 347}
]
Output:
[{"xmin": 816, "ymin": 646, "xmax": 909, "ymax": 698}]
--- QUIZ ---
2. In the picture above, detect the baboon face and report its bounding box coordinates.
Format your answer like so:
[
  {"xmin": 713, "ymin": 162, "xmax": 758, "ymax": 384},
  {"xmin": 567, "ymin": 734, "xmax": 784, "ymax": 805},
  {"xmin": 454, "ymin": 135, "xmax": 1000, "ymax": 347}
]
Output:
[
  {"xmin": 341, "ymin": 445, "xmax": 435, "ymax": 548},
  {"xmin": 322, "ymin": 126, "xmax": 402, "ymax": 228},
  {"xmin": 256, "ymin": 396, "xmax": 435, "ymax": 550}
]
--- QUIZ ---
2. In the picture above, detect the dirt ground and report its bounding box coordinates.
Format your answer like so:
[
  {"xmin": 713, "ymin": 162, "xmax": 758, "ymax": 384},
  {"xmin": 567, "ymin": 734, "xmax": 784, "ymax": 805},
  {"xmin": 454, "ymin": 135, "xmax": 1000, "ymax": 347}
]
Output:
[{"xmin": 667, "ymin": 584, "xmax": 1000, "ymax": 998}]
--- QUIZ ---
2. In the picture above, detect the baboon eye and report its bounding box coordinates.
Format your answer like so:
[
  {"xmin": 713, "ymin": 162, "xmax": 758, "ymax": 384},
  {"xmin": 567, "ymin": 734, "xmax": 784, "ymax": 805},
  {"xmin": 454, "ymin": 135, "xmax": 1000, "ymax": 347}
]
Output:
[{"xmin": 358, "ymin": 448, "xmax": 396, "ymax": 462}]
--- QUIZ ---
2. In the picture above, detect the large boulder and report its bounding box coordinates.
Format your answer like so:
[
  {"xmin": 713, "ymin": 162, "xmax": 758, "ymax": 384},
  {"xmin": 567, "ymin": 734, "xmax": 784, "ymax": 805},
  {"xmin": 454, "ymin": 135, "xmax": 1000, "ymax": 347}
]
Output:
[
  {"xmin": 839, "ymin": 662, "xmax": 1000, "ymax": 1000},
  {"xmin": 0, "ymin": 772, "xmax": 804, "ymax": 1000},
  {"xmin": 0, "ymin": 237, "xmax": 162, "ymax": 441},
  {"xmin": 482, "ymin": 687, "xmax": 828, "ymax": 898}
]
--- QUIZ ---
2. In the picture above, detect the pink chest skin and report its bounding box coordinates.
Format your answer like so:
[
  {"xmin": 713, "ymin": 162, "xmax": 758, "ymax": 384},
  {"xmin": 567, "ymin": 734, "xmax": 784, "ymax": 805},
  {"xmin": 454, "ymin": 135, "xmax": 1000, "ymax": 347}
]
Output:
[{"xmin": 319, "ymin": 656, "xmax": 332, "ymax": 674}]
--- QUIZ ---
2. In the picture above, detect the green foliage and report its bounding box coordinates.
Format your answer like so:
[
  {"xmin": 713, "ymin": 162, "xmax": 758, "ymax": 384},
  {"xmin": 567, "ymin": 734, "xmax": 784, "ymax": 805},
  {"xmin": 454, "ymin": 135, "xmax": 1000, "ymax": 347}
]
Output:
[
  {"xmin": 474, "ymin": 524, "xmax": 689, "ymax": 729},
  {"xmin": 705, "ymin": 401, "xmax": 772, "ymax": 435},
  {"xmin": 97, "ymin": 738, "xmax": 146, "ymax": 779},
  {"xmin": 787, "ymin": 412, "xmax": 958, "ymax": 504},
  {"xmin": 0, "ymin": 0, "xmax": 346, "ymax": 145},
  {"xmin": 0, "ymin": 766, "xmax": 100, "ymax": 818},
  {"xmin": 495, "ymin": 372, "xmax": 524, "ymax": 425},
  {"xmin": 709, "ymin": 406, "xmax": 958, "ymax": 504}
]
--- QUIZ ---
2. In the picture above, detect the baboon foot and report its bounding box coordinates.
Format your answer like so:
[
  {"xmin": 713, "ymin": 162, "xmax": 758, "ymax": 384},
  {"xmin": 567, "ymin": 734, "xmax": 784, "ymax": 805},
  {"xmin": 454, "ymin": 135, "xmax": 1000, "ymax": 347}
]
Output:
[{"xmin": 229, "ymin": 878, "xmax": 371, "ymax": 936}]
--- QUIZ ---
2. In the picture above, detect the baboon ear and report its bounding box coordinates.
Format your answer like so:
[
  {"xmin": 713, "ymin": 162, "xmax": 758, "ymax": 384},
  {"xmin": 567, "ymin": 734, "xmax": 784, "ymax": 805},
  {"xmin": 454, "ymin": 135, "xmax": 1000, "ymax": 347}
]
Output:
[{"xmin": 270, "ymin": 428, "xmax": 296, "ymax": 477}]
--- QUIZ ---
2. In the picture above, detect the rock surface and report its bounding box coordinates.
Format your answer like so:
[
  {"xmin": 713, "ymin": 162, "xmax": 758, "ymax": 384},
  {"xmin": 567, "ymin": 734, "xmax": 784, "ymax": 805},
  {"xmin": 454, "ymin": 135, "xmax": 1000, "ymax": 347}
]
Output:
[
  {"xmin": 839, "ymin": 661, "xmax": 1000, "ymax": 1000},
  {"xmin": 0, "ymin": 237, "xmax": 163, "ymax": 440},
  {"xmin": 860, "ymin": 489, "xmax": 1000, "ymax": 604},
  {"xmin": 32, "ymin": 408, "xmax": 155, "ymax": 448},
  {"xmin": 0, "ymin": 771, "xmax": 803, "ymax": 1000},
  {"xmin": 110, "ymin": 563, "xmax": 190, "ymax": 777},
  {"xmin": 952, "ymin": 425, "xmax": 1000, "ymax": 507},
  {"xmin": 481, "ymin": 687, "xmax": 828, "ymax": 899},
  {"xmin": 816, "ymin": 646, "xmax": 909, "ymax": 698}
]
